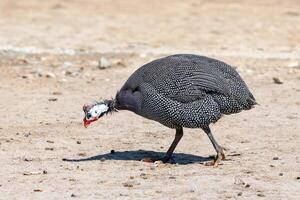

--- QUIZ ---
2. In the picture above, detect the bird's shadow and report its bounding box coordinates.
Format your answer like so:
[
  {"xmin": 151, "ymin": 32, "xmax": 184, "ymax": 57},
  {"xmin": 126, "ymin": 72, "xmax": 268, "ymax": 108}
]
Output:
[{"xmin": 62, "ymin": 150, "xmax": 214, "ymax": 165}]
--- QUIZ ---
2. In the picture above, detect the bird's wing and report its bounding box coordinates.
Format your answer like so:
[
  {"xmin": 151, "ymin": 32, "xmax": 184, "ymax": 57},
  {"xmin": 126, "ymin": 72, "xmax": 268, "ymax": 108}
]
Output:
[{"xmin": 158, "ymin": 69, "xmax": 231, "ymax": 103}]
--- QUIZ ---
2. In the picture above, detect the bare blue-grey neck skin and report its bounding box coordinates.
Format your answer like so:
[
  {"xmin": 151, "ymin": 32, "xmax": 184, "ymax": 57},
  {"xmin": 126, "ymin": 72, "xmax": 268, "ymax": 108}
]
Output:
[{"xmin": 83, "ymin": 99, "xmax": 117, "ymax": 127}]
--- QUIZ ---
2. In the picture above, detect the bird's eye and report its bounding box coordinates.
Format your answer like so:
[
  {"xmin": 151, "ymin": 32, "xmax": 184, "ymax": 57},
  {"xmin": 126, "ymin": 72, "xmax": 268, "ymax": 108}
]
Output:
[{"xmin": 86, "ymin": 113, "xmax": 92, "ymax": 119}]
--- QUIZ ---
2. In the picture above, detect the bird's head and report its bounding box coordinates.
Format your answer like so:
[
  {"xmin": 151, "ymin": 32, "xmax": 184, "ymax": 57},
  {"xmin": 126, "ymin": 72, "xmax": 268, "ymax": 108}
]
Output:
[{"xmin": 83, "ymin": 100, "xmax": 114, "ymax": 128}]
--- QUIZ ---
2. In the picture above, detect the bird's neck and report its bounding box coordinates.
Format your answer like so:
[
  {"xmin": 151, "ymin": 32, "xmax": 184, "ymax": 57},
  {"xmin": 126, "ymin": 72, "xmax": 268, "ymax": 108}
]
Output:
[{"xmin": 104, "ymin": 99, "xmax": 118, "ymax": 113}]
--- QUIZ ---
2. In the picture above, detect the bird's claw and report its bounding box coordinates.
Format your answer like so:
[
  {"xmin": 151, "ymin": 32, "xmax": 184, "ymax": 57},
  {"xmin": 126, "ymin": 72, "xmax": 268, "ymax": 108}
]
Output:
[{"xmin": 204, "ymin": 148, "xmax": 226, "ymax": 167}]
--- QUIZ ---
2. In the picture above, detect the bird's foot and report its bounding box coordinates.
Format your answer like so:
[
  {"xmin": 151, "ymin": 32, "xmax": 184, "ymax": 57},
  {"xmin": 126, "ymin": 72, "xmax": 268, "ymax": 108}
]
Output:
[{"xmin": 204, "ymin": 147, "xmax": 226, "ymax": 167}]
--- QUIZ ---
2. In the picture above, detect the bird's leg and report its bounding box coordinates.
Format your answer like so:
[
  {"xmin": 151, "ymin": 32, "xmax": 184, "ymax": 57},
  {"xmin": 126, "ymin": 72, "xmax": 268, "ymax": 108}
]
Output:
[
  {"xmin": 142, "ymin": 127, "xmax": 183, "ymax": 164},
  {"xmin": 160, "ymin": 127, "xmax": 183, "ymax": 163},
  {"xmin": 203, "ymin": 126, "xmax": 226, "ymax": 166}
]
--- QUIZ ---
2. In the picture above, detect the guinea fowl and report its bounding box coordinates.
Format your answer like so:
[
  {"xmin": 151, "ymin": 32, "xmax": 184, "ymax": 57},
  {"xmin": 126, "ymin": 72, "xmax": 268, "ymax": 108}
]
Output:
[{"xmin": 83, "ymin": 54, "xmax": 256, "ymax": 166}]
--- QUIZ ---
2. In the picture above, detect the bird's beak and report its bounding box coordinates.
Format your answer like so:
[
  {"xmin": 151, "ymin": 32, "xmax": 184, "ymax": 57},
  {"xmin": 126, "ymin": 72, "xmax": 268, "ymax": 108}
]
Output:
[
  {"xmin": 83, "ymin": 117, "xmax": 98, "ymax": 128},
  {"xmin": 83, "ymin": 117, "xmax": 90, "ymax": 128}
]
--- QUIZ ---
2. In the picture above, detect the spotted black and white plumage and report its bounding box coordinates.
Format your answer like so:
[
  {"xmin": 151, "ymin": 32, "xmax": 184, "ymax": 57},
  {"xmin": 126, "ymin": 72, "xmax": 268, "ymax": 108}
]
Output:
[
  {"xmin": 92, "ymin": 54, "xmax": 256, "ymax": 165},
  {"xmin": 115, "ymin": 54, "xmax": 256, "ymax": 129}
]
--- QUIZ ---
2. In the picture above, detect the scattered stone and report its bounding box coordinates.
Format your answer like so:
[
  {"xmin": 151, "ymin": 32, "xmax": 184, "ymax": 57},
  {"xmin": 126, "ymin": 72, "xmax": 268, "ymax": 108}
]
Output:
[
  {"xmin": 273, "ymin": 157, "xmax": 279, "ymax": 160},
  {"xmin": 169, "ymin": 176, "xmax": 176, "ymax": 179},
  {"xmin": 33, "ymin": 189, "xmax": 43, "ymax": 192},
  {"xmin": 52, "ymin": 91, "xmax": 62, "ymax": 95},
  {"xmin": 23, "ymin": 170, "xmax": 47, "ymax": 176},
  {"xmin": 45, "ymin": 72, "xmax": 56, "ymax": 78},
  {"xmin": 77, "ymin": 152, "xmax": 86, "ymax": 157},
  {"xmin": 140, "ymin": 173, "xmax": 147, "ymax": 179},
  {"xmin": 110, "ymin": 149, "xmax": 115, "ymax": 154},
  {"xmin": 45, "ymin": 147, "xmax": 54, "ymax": 151},
  {"xmin": 123, "ymin": 182, "xmax": 133, "ymax": 187},
  {"xmin": 46, "ymin": 140, "xmax": 54, "ymax": 143},
  {"xmin": 100, "ymin": 157, "xmax": 106, "ymax": 162},
  {"xmin": 22, "ymin": 75, "xmax": 28, "ymax": 79},
  {"xmin": 24, "ymin": 158, "xmax": 33, "ymax": 162},
  {"xmin": 296, "ymin": 177, "xmax": 300, "ymax": 180},
  {"xmin": 98, "ymin": 57, "xmax": 111, "ymax": 69},
  {"xmin": 129, "ymin": 176, "xmax": 134, "ymax": 179},
  {"xmin": 245, "ymin": 184, "xmax": 251, "ymax": 188},
  {"xmin": 228, "ymin": 153, "xmax": 241, "ymax": 157},
  {"xmin": 237, "ymin": 192, "xmax": 243, "ymax": 196},
  {"xmin": 48, "ymin": 98, "xmax": 58, "ymax": 102},
  {"xmin": 30, "ymin": 69, "xmax": 43, "ymax": 77},
  {"xmin": 273, "ymin": 77, "xmax": 283, "ymax": 84},
  {"xmin": 234, "ymin": 178, "xmax": 245, "ymax": 186},
  {"xmin": 24, "ymin": 132, "xmax": 31, "ymax": 137},
  {"xmin": 76, "ymin": 141, "xmax": 81, "ymax": 144},
  {"xmin": 257, "ymin": 193, "xmax": 265, "ymax": 197},
  {"xmin": 71, "ymin": 194, "xmax": 77, "ymax": 197},
  {"xmin": 279, "ymin": 173, "xmax": 283, "ymax": 176},
  {"xmin": 64, "ymin": 70, "xmax": 73, "ymax": 76}
]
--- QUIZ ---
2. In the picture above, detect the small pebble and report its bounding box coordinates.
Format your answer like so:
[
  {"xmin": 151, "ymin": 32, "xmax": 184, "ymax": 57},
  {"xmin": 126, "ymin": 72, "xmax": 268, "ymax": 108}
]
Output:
[
  {"xmin": 46, "ymin": 140, "xmax": 54, "ymax": 143},
  {"xmin": 98, "ymin": 57, "xmax": 111, "ymax": 69},
  {"xmin": 33, "ymin": 189, "xmax": 43, "ymax": 192},
  {"xmin": 77, "ymin": 152, "xmax": 86, "ymax": 157},
  {"xmin": 279, "ymin": 173, "xmax": 283, "ymax": 176},
  {"xmin": 140, "ymin": 173, "xmax": 147, "ymax": 179},
  {"xmin": 45, "ymin": 72, "xmax": 56, "ymax": 78},
  {"xmin": 52, "ymin": 92, "xmax": 62, "ymax": 95},
  {"xmin": 76, "ymin": 141, "xmax": 81, "ymax": 144},
  {"xmin": 257, "ymin": 194, "xmax": 265, "ymax": 197},
  {"xmin": 100, "ymin": 157, "xmax": 106, "ymax": 162},
  {"xmin": 237, "ymin": 192, "xmax": 242, "ymax": 196},
  {"xmin": 245, "ymin": 184, "xmax": 251, "ymax": 188},
  {"xmin": 123, "ymin": 182, "xmax": 133, "ymax": 187},
  {"xmin": 272, "ymin": 77, "xmax": 283, "ymax": 84},
  {"xmin": 71, "ymin": 194, "xmax": 77, "ymax": 197},
  {"xmin": 296, "ymin": 177, "xmax": 300, "ymax": 180},
  {"xmin": 273, "ymin": 157, "xmax": 279, "ymax": 160},
  {"xmin": 45, "ymin": 147, "xmax": 54, "ymax": 151},
  {"xmin": 48, "ymin": 98, "xmax": 58, "ymax": 102},
  {"xmin": 110, "ymin": 149, "xmax": 115, "ymax": 154}
]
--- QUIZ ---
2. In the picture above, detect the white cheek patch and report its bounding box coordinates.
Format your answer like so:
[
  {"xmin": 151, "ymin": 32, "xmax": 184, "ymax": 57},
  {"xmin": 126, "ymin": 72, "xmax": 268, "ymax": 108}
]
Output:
[{"xmin": 89, "ymin": 104, "xmax": 109, "ymax": 118}]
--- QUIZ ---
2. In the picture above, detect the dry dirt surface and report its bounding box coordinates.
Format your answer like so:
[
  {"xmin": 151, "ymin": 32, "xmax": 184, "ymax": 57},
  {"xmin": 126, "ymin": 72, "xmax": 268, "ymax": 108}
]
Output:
[{"xmin": 0, "ymin": 0, "xmax": 300, "ymax": 199}]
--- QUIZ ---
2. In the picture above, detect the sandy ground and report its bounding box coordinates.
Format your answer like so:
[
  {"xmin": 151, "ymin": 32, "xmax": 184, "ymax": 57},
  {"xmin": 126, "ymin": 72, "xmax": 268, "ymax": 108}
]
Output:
[{"xmin": 0, "ymin": 0, "xmax": 300, "ymax": 199}]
